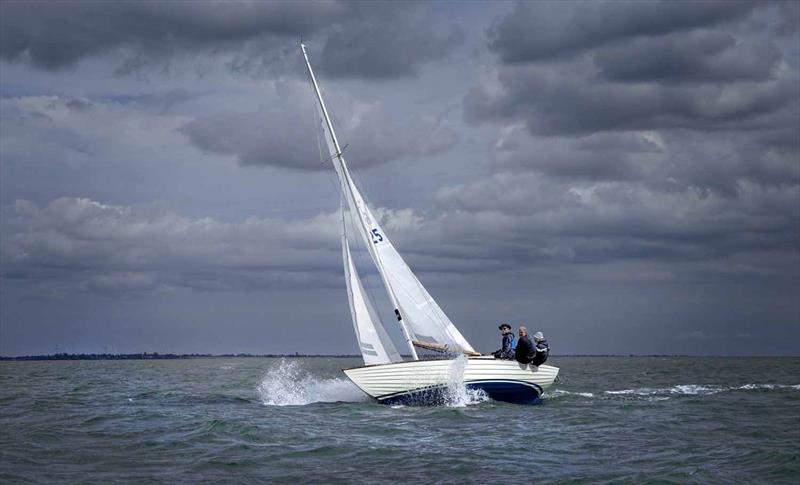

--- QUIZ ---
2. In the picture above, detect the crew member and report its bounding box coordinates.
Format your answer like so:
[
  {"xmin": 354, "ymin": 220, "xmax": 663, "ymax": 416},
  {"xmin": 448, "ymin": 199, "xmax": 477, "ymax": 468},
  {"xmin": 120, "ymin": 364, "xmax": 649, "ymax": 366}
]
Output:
[
  {"xmin": 492, "ymin": 323, "xmax": 515, "ymax": 359},
  {"xmin": 531, "ymin": 331, "xmax": 550, "ymax": 366},
  {"xmin": 515, "ymin": 326, "xmax": 535, "ymax": 365}
]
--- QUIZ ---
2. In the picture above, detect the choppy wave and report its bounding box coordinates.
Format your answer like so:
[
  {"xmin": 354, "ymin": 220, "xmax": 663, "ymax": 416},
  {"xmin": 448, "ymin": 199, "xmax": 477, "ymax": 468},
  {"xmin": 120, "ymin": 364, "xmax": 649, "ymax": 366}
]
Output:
[
  {"xmin": 4, "ymin": 357, "xmax": 799, "ymax": 483},
  {"xmin": 257, "ymin": 359, "xmax": 367, "ymax": 406}
]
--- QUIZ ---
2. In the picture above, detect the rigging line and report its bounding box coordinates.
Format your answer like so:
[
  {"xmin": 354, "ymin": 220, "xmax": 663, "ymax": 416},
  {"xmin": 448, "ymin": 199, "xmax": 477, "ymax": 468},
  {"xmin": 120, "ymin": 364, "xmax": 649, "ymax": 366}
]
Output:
[
  {"xmin": 320, "ymin": 127, "xmax": 343, "ymax": 193},
  {"xmin": 307, "ymin": 66, "xmax": 341, "ymax": 196},
  {"xmin": 318, "ymin": 84, "xmax": 383, "ymax": 232},
  {"xmin": 315, "ymin": 114, "xmax": 346, "ymax": 195},
  {"xmin": 340, "ymin": 192, "xmax": 359, "ymax": 342},
  {"xmin": 305, "ymin": 52, "xmax": 343, "ymax": 197},
  {"xmin": 346, "ymin": 202, "xmax": 389, "ymax": 332},
  {"xmin": 306, "ymin": 64, "xmax": 327, "ymax": 167}
]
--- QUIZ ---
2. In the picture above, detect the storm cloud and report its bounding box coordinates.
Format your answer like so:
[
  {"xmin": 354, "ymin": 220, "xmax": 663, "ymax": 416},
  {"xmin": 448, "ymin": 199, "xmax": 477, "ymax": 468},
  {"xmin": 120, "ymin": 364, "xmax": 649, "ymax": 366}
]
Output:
[
  {"xmin": 180, "ymin": 81, "xmax": 457, "ymax": 170},
  {"xmin": 1, "ymin": 1, "xmax": 797, "ymax": 356},
  {"xmin": 2, "ymin": 197, "xmax": 343, "ymax": 293},
  {"xmin": 464, "ymin": 0, "xmax": 799, "ymax": 200},
  {"xmin": 487, "ymin": 0, "xmax": 758, "ymax": 63},
  {"xmin": 0, "ymin": 0, "xmax": 459, "ymax": 79}
]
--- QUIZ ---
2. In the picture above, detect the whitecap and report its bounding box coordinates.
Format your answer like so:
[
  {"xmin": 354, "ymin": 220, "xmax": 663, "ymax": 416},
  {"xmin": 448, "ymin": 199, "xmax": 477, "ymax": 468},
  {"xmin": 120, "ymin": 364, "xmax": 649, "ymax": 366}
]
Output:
[{"xmin": 604, "ymin": 389, "xmax": 641, "ymax": 395}]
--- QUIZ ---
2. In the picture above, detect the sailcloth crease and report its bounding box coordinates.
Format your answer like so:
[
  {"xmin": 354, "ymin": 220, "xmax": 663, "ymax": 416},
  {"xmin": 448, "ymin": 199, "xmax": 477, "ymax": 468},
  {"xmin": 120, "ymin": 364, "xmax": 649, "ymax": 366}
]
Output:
[
  {"xmin": 322, "ymin": 125, "xmax": 474, "ymax": 354},
  {"xmin": 347, "ymin": 179, "xmax": 475, "ymax": 354},
  {"xmin": 342, "ymin": 202, "xmax": 402, "ymax": 365}
]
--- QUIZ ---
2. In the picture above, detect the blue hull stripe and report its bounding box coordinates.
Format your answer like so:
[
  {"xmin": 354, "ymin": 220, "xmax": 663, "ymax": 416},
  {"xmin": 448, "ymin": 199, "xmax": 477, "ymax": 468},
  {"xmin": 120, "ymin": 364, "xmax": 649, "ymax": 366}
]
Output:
[{"xmin": 377, "ymin": 380, "xmax": 544, "ymax": 405}]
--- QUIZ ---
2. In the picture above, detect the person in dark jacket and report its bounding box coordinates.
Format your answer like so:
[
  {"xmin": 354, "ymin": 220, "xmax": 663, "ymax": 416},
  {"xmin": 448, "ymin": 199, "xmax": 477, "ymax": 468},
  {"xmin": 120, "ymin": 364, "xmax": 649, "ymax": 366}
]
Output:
[
  {"xmin": 492, "ymin": 323, "xmax": 515, "ymax": 359},
  {"xmin": 531, "ymin": 331, "xmax": 550, "ymax": 366},
  {"xmin": 514, "ymin": 326, "xmax": 535, "ymax": 365}
]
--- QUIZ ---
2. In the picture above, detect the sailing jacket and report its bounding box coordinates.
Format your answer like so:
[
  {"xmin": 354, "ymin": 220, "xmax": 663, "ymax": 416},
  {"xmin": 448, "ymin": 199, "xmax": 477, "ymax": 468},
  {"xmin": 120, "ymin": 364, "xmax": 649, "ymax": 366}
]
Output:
[
  {"xmin": 531, "ymin": 339, "xmax": 550, "ymax": 366},
  {"xmin": 515, "ymin": 335, "xmax": 535, "ymax": 364},
  {"xmin": 494, "ymin": 333, "xmax": 516, "ymax": 359}
]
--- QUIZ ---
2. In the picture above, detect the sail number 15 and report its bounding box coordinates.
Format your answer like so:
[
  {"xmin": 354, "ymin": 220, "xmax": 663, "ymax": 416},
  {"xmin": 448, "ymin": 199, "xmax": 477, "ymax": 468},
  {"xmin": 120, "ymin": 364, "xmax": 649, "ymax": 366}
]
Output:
[{"xmin": 371, "ymin": 229, "xmax": 383, "ymax": 244}]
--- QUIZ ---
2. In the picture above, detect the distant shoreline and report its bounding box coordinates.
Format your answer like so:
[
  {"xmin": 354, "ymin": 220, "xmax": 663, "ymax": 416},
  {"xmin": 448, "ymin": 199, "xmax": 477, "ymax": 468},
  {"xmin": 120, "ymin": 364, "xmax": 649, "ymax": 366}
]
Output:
[
  {"xmin": 1, "ymin": 353, "xmax": 796, "ymax": 361},
  {"xmin": 0, "ymin": 353, "xmax": 362, "ymax": 361}
]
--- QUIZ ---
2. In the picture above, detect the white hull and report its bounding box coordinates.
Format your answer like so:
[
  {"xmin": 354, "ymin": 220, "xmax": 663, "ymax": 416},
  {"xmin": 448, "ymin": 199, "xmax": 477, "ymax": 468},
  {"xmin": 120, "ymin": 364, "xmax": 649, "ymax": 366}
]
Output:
[{"xmin": 343, "ymin": 356, "xmax": 559, "ymax": 405}]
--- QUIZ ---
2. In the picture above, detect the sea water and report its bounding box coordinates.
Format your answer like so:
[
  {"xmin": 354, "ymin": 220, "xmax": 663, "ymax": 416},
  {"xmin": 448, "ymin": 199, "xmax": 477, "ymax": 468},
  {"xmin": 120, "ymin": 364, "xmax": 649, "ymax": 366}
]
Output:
[{"xmin": 1, "ymin": 357, "xmax": 798, "ymax": 483}]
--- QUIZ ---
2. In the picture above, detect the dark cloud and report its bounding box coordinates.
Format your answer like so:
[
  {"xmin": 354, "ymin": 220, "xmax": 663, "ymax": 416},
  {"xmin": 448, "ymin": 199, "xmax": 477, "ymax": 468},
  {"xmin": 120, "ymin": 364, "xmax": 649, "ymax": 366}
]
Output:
[
  {"xmin": 464, "ymin": 1, "xmax": 799, "ymax": 201},
  {"xmin": 0, "ymin": 1, "xmax": 328, "ymax": 69},
  {"xmin": 1, "ymin": 1, "xmax": 798, "ymax": 356},
  {"xmin": 593, "ymin": 30, "xmax": 782, "ymax": 84},
  {"xmin": 318, "ymin": 2, "xmax": 462, "ymax": 79},
  {"xmin": 181, "ymin": 81, "xmax": 457, "ymax": 170},
  {"xmin": 1, "ymin": 197, "xmax": 345, "ymax": 293},
  {"xmin": 489, "ymin": 128, "xmax": 662, "ymax": 182},
  {"xmin": 488, "ymin": 0, "xmax": 757, "ymax": 63},
  {"xmin": 464, "ymin": 61, "xmax": 798, "ymax": 136},
  {"xmin": 0, "ymin": 0, "xmax": 318, "ymax": 69},
  {"xmin": 446, "ymin": 0, "xmax": 799, "ymax": 286},
  {"xmin": 8, "ymin": 174, "xmax": 797, "ymax": 301},
  {"xmin": 0, "ymin": 0, "xmax": 458, "ymax": 79},
  {"xmin": 485, "ymin": 126, "xmax": 799, "ymax": 197},
  {"xmin": 434, "ymin": 172, "xmax": 799, "ymax": 270}
]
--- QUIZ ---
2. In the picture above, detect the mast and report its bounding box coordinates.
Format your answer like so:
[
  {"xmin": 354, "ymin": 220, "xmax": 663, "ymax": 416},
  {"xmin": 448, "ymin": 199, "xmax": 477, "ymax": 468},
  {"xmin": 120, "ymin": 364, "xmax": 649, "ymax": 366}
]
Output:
[{"xmin": 301, "ymin": 43, "xmax": 419, "ymax": 360}]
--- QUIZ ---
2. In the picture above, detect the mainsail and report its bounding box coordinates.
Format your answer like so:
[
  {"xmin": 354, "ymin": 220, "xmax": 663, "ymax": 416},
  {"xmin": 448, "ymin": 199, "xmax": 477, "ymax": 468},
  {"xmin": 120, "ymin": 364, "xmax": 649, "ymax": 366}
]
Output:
[{"xmin": 302, "ymin": 43, "xmax": 475, "ymax": 360}]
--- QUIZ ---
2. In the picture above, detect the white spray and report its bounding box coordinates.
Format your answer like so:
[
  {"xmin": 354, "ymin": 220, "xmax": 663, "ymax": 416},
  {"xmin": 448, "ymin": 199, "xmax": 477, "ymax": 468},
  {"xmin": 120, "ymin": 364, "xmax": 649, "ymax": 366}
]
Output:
[
  {"xmin": 257, "ymin": 359, "xmax": 367, "ymax": 406},
  {"xmin": 443, "ymin": 355, "xmax": 488, "ymax": 407}
]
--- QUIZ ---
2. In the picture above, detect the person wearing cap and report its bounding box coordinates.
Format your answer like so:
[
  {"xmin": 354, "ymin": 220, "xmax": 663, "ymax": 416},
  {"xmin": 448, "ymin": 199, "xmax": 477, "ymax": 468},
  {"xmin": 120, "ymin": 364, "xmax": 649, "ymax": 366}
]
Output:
[
  {"xmin": 531, "ymin": 331, "xmax": 550, "ymax": 366},
  {"xmin": 492, "ymin": 323, "xmax": 516, "ymax": 360}
]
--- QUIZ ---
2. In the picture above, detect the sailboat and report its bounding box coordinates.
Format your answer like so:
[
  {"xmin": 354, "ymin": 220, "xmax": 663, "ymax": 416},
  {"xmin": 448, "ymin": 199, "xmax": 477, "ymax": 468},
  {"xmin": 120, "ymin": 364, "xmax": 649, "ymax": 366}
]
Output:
[{"xmin": 301, "ymin": 43, "xmax": 558, "ymax": 405}]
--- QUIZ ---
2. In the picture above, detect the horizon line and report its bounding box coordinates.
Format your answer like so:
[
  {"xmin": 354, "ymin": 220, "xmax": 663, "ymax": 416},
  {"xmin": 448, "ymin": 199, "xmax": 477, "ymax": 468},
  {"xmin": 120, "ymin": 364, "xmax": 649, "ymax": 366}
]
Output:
[{"xmin": 1, "ymin": 352, "xmax": 798, "ymax": 361}]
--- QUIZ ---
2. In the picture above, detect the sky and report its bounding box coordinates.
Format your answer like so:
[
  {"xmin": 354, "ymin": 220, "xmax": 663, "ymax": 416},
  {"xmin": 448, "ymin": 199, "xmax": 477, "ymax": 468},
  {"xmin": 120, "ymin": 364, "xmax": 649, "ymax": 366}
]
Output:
[{"xmin": 0, "ymin": 0, "xmax": 798, "ymax": 356}]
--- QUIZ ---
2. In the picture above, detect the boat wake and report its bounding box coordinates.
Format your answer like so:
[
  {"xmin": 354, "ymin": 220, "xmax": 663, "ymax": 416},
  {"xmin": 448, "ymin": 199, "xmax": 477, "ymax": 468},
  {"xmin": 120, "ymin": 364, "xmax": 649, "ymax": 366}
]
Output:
[
  {"xmin": 604, "ymin": 383, "xmax": 800, "ymax": 398},
  {"xmin": 548, "ymin": 389, "xmax": 595, "ymax": 399},
  {"xmin": 257, "ymin": 359, "xmax": 367, "ymax": 406},
  {"xmin": 547, "ymin": 383, "xmax": 799, "ymax": 401}
]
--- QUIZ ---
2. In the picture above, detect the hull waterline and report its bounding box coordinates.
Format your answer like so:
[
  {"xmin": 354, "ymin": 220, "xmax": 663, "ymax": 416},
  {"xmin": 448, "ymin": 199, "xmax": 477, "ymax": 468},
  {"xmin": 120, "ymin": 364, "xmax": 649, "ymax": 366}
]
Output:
[{"xmin": 343, "ymin": 356, "xmax": 559, "ymax": 405}]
